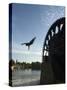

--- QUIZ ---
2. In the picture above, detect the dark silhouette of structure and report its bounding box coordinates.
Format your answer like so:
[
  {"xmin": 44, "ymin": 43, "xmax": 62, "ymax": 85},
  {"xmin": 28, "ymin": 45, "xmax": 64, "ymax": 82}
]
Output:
[
  {"xmin": 21, "ymin": 37, "xmax": 36, "ymax": 50},
  {"xmin": 40, "ymin": 17, "xmax": 65, "ymax": 84},
  {"xmin": 9, "ymin": 59, "xmax": 15, "ymax": 86}
]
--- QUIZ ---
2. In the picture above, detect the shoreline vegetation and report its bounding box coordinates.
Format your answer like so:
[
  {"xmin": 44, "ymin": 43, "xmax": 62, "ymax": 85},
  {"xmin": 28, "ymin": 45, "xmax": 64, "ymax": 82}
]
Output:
[{"xmin": 9, "ymin": 59, "xmax": 41, "ymax": 71}]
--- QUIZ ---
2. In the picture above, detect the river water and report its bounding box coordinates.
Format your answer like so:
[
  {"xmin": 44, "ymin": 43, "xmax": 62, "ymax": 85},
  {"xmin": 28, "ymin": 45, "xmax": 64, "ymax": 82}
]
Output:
[{"xmin": 12, "ymin": 69, "xmax": 41, "ymax": 86}]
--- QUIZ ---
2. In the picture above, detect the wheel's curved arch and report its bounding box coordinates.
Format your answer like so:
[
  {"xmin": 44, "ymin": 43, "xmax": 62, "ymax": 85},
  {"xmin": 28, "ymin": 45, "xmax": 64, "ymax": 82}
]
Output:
[{"xmin": 42, "ymin": 17, "xmax": 65, "ymax": 60}]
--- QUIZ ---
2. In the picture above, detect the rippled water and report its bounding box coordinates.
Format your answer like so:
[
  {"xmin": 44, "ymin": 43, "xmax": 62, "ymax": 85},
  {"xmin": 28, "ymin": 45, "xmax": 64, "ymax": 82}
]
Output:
[{"xmin": 12, "ymin": 69, "xmax": 41, "ymax": 86}]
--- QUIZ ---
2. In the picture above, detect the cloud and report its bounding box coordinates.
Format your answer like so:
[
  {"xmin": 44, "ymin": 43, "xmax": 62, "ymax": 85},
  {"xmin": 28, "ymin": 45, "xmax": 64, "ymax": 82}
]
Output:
[
  {"xmin": 12, "ymin": 49, "xmax": 42, "ymax": 63},
  {"xmin": 12, "ymin": 49, "xmax": 42, "ymax": 56}
]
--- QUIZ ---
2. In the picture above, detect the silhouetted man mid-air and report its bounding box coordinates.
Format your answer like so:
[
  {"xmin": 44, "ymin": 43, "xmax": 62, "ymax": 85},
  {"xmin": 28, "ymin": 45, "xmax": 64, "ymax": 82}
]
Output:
[{"xmin": 21, "ymin": 37, "xmax": 36, "ymax": 50}]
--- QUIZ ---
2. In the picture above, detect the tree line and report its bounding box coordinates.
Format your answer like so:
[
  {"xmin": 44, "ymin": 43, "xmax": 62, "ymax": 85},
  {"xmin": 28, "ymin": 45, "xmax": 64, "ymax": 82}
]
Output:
[{"xmin": 9, "ymin": 59, "xmax": 41, "ymax": 70}]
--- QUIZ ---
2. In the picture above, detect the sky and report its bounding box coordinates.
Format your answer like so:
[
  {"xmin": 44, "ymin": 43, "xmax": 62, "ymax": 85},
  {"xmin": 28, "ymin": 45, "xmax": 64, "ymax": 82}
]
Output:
[{"xmin": 11, "ymin": 3, "xmax": 65, "ymax": 63}]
